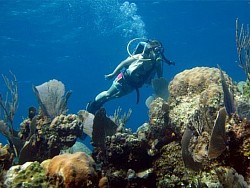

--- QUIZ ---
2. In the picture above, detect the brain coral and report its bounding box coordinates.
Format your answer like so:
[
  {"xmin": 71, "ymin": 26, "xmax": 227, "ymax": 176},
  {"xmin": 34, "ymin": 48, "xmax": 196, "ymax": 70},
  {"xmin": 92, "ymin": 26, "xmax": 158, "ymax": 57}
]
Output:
[
  {"xmin": 42, "ymin": 152, "xmax": 98, "ymax": 188},
  {"xmin": 168, "ymin": 67, "xmax": 235, "ymax": 133}
]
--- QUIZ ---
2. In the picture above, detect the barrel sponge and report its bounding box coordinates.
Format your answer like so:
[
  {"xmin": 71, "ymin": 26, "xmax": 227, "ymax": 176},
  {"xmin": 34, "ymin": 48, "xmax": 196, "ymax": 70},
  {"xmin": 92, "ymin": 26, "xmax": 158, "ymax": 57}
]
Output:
[{"xmin": 42, "ymin": 152, "xmax": 98, "ymax": 188}]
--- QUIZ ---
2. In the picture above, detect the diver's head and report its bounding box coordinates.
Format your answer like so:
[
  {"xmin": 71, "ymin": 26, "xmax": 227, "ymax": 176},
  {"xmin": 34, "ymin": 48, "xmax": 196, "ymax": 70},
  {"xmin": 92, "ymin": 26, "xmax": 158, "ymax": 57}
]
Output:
[
  {"xmin": 146, "ymin": 40, "xmax": 164, "ymax": 53},
  {"xmin": 143, "ymin": 40, "xmax": 164, "ymax": 60},
  {"xmin": 127, "ymin": 38, "xmax": 175, "ymax": 65},
  {"xmin": 145, "ymin": 39, "xmax": 175, "ymax": 65}
]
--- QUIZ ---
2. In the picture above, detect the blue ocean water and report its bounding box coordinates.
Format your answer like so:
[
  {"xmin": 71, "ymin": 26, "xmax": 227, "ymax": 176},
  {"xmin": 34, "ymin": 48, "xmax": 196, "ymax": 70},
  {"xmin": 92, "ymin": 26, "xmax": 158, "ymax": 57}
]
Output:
[{"xmin": 0, "ymin": 0, "xmax": 249, "ymax": 145}]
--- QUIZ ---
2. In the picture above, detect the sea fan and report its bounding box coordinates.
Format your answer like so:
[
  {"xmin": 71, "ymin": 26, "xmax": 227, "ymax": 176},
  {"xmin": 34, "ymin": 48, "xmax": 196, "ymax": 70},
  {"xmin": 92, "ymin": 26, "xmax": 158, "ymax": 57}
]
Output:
[{"xmin": 33, "ymin": 79, "xmax": 72, "ymax": 119}]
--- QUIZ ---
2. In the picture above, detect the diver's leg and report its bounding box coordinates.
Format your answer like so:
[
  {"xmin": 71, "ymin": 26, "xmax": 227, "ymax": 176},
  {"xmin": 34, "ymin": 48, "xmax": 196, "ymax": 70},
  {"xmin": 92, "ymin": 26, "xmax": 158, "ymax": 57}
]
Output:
[
  {"xmin": 87, "ymin": 82, "xmax": 121, "ymax": 114},
  {"xmin": 95, "ymin": 84, "xmax": 122, "ymax": 103}
]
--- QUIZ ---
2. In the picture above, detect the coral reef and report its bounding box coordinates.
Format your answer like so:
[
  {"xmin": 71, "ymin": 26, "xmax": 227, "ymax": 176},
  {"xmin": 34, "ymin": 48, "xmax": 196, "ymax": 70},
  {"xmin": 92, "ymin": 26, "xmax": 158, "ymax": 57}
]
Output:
[
  {"xmin": 0, "ymin": 66, "xmax": 249, "ymax": 187},
  {"xmin": 0, "ymin": 20, "xmax": 248, "ymax": 187},
  {"xmin": 41, "ymin": 152, "xmax": 98, "ymax": 188}
]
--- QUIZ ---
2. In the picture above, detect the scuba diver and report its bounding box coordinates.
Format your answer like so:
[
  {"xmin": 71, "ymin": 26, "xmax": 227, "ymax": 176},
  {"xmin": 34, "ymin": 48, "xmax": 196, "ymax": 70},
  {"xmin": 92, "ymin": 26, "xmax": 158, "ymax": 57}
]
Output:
[{"xmin": 86, "ymin": 38, "xmax": 174, "ymax": 114}]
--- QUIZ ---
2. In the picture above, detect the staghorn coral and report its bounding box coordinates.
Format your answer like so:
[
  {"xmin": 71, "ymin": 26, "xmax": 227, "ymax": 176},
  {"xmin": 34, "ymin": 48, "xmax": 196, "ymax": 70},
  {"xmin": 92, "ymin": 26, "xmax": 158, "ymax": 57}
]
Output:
[
  {"xmin": 33, "ymin": 79, "xmax": 72, "ymax": 119},
  {"xmin": 42, "ymin": 152, "xmax": 98, "ymax": 188}
]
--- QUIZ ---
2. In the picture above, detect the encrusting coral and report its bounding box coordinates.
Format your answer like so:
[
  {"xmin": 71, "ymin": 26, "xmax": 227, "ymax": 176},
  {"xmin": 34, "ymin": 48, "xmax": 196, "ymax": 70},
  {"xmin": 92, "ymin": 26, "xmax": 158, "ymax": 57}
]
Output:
[{"xmin": 4, "ymin": 161, "xmax": 48, "ymax": 187}]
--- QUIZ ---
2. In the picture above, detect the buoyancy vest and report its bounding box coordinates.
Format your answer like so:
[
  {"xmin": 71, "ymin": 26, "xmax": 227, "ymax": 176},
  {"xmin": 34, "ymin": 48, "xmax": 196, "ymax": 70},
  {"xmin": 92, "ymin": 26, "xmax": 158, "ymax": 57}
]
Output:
[
  {"xmin": 125, "ymin": 60, "xmax": 156, "ymax": 88},
  {"xmin": 124, "ymin": 59, "xmax": 156, "ymax": 88},
  {"xmin": 123, "ymin": 59, "xmax": 157, "ymax": 104}
]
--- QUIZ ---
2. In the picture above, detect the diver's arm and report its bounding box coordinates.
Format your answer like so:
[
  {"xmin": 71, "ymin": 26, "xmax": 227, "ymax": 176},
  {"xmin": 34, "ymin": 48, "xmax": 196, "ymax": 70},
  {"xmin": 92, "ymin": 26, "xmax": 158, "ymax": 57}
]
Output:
[{"xmin": 105, "ymin": 54, "xmax": 142, "ymax": 80}]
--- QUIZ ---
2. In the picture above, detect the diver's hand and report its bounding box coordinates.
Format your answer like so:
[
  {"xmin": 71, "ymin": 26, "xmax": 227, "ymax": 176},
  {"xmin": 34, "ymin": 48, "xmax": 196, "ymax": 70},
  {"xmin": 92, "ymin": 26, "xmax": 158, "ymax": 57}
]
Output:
[{"xmin": 105, "ymin": 73, "xmax": 114, "ymax": 80}]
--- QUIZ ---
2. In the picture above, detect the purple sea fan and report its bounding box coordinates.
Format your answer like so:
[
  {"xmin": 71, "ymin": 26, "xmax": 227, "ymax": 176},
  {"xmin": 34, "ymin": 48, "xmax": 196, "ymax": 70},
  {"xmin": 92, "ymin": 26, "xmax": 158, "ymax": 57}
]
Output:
[{"xmin": 33, "ymin": 79, "xmax": 72, "ymax": 119}]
